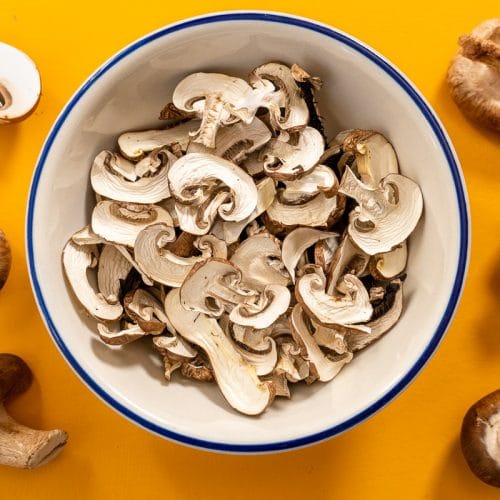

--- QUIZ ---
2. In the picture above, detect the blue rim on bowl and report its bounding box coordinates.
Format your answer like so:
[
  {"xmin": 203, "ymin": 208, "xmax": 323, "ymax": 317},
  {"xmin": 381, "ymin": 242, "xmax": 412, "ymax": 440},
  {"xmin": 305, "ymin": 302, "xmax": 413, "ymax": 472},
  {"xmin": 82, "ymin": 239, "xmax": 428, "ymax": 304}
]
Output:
[{"xmin": 26, "ymin": 11, "xmax": 470, "ymax": 453}]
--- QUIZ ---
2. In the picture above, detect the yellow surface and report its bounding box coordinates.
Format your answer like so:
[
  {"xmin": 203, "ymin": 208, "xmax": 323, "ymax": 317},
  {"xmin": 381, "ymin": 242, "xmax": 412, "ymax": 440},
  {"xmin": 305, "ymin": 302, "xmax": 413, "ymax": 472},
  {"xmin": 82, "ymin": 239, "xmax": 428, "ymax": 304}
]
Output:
[{"xmin": 0, "ymin": 1, "xmax": 499, "ymax": 498}]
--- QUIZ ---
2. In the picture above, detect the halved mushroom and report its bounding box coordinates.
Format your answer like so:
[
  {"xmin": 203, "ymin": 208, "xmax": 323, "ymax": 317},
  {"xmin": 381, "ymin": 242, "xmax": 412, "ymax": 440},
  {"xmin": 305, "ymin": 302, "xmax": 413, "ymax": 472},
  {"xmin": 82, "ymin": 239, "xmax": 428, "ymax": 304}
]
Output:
[
  {"xmin": 339, "ymin": 167, "xmax": 423, "ymax": 255},
  {"xmin": 344, "ymin": 279, "xmax": 403, "ymax": 352},
  {"xmin": 265, "ymin": 191, "xmax": 345, "ymax": 234},
  {"xmin": 97, "ymin": 244, "xmax": 133, "ymax": 304},
  {"xmin": 260, "ymin": 127, "xmax": 324, "ymax": 180},
  {"xmin": 91, "ymin": 201, "xmax": 173, "ymax": 247},
  {"xmin": 168, "ymin": 153, "xmax": 258, "ymax": 233},
  {"xmin": 164, "ymin": 288, "xmax": 275, "ymax": 415},
  {"xmin": 0, "ymin": 42, "xmax": 41, "ymax": 123},
  {"xmin": 290, "ymin": 304, "xmax": 353, "ymax": 382},
  {"xmin": 91, "ymin": 149, "xmax": 175, "ymax": 203},
  {"xmin": 172, "ymin": 73, "xmax": 274, "ymax": 147},
  {"xmin": 62, "ymin": 240, "xmax": 123, "ymax": 321},
  {"xmin": 186, "ymin": 118, "xmax": 271, "ymax": 163},
  {"xmin": 280, "ymin": 164, "xmax": 337, "ymax": 204},
  {"xmin": 250, "ymin": 62, "xmax": 309, "ymax": 131},
  {"xmin": 282, "ymin": 227, "xmax": 338, "ymax": 283},
  {"xmin": 214, "ymin": 177, "xmax": 276, "ymax": 244},
  {"xmin": 296, "ymin": 267, "xmax": 372, "ymax": 327},
  {"xmin": 447, "ymin": 19, "xmax": 500, "ymax": 131},
  {"xmin": 118, "ymin": 120, "xmax": 199, "ymax": 160},
  {"xmin": 230, "ymin": 233, "xmax": 290, "ymax": 289},
  {"xmin": 134, "ymin": 223, "xmax": 227, "ymax": 287}
]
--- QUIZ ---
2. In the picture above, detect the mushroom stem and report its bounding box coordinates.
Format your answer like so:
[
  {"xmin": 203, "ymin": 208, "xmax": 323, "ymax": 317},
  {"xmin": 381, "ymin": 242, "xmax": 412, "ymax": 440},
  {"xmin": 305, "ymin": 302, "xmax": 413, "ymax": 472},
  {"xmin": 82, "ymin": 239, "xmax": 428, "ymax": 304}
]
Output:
[{"xmin": 0, "ymin": 406, "xmax": 67, "ymax": 469}]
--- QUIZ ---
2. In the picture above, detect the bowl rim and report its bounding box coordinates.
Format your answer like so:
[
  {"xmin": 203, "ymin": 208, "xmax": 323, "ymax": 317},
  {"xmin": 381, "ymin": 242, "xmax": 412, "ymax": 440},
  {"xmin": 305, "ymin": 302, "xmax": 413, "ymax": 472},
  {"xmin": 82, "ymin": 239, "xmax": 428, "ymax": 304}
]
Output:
[{"xmin": 25, "ymin": 10, "xmax": 470, "ymax": 454}]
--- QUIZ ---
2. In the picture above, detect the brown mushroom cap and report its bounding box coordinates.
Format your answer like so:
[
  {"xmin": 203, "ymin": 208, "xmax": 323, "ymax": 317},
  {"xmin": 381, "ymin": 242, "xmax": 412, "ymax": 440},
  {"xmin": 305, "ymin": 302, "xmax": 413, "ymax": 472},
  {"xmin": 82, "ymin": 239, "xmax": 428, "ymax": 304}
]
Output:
[
  {"xmin": 0, "ymin": 354, "xmax": 33, "ymax": 403},
  {"xmin": 0, "ymin": 230, "xmax": 11, "ymax": 290},
  {"xmin": 447, "ymin": 18, "xmax": 500, "ymax": 131},
  {"xmin": 461, "ymin": 389, "xmax": 500, "ymax": 487}
]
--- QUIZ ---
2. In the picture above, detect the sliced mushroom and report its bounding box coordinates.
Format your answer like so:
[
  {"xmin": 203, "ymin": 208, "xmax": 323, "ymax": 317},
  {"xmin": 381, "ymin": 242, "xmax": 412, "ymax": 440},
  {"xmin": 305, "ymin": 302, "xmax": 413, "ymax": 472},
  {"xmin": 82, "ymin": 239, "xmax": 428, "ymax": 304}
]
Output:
[
  {"xmin": 263, "ymin": 371, "xmax": 290, "ymax": 398},
  {"xmin": 241, "ymin": 151, "xmax": 266, "ymax": 177},
  {"xmin": 172, "ymin": 73, "xmax": 274, "ymax": 147},
  {"xmin": 370, "ymin": 242, "xmax": 407, "ymax": 280},
  {"xmin": 230, "ymin": 233, "xmax": 290, "ymax": 289},
  {"xmin": 164, "ymin": 288, "xmax": 275, "ymax": 415},
  {"xmin": 71, "ymin": 225, "xmax": 106, "ymax": 245},
  {"xmin": 314, "ymin": 236, "xmax": 339, "ymax": 273},
  {"xmin": 265, "ymin": 191, "xmax": 344, "ymax": 234},
  {"xmin": 62, "ymin": 240, "xmax": 123, "ymax": 321},
  {"xmin": 282, "ymin": 228, "xmax": 338, "ymax": 283},
  {"xmin": 230, "ymin": 315, "xmax": 290, "ymax": 353},
  {"xmin": 181, "ymin": 358, "xmax": 214, "ymax": 382},
  {"xmin": 250, "ymin": 62, "xmax": 309, "ymax": 131},
  {"xmin": 91, "ymin": 149, "xmax": 175, "ymax": 203},
  {"xmin": 134, "ymin": 223, "xmax": 227, "ymax": 287},
  {"xmin": 186, "ymin": 118, "xmax": 271, "ymax": 163},
  {"xmin": 296, "ymin": 268, "xmax": 372, "ymax": 327},
  {"xmin": 91, "ymin": 201, "xmax": 173, "ymax": 247},
  {"xmin": 215, "ymin": 177, "xmax": 276, "ymax": 244},
  {"xmin": 0, "ymin": 42, "xmax": 41, "ymax": 123},
  {"xmin": 118, "ymin": 120, "xmax": 199, "ymax": 160},
  {"xmin": 152, "ymin": 334, "xmax": 197, "ymax": 361},
  {"xmin": 447, "ymin": 19, "xmax": 500, "ymax": 131},
  {"xmin": 338, "ymin": 167, "xmax": 423, "ymax": 255},
  {"xmin": 344, "ymin": 279, "xmax": 403, "ymax": 352},
  {"xmin": 275, "ymin": 341, "xmax": 310, "ymax": 383},
  {"xmin": 97, "ymin": 244, "xmax": 133, "ymax": 304},
  {"xmin": 97, "ymin": 322, "xmax": 147, "ymax": 346},
  {"xmin": 280, "ymin": 164, "xmax": 337, "ymax": 204},
  {"xmin": 290, "ymin": 304, "xmax": 352, "ymax": 382},
  {"xmin": 261, "ymin": 127, "xmax": 324, "ymax": 180},
  {"xmin": 124, "ymin": 288, "xmax": 169, "ymax": 334},
  {"xmin": 168, "ymin": 153, "xmax": 258, "ymax": 233},
  {"xmin": 312, "ymin": 323, "xmax": 351, "ymax": 354}
]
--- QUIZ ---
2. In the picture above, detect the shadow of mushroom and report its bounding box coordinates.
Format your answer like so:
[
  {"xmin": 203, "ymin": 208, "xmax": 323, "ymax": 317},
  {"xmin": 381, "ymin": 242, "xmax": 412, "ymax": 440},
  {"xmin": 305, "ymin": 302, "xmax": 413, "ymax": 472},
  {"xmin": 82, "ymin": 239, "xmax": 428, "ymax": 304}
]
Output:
[{"xmin": 0, "ymin": 122, "xmax": 20, "ymax": 179}]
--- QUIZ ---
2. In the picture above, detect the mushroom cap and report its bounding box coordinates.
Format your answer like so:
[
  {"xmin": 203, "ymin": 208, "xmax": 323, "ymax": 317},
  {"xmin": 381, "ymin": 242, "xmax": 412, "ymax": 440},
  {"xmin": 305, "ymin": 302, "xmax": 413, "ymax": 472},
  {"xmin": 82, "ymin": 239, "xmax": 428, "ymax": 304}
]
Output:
[
  {"xmin": 0, "ymin": 42, "xmax": 41, "ymax": 123},
  {"xmin": 447, "ymin": 18, "xmax": 500, "ymax": 131},
  {"xmin": 0, "ymin": 354, "xmax": 32, "ymax": 403},
  {"xmin": 168, "ymin": 153, "xmax": 258, "ymax": 225},
  {"xmin": 461, "ymin": 389, "xmax": 500, "ymax": 487},
  {"xmin": 0, "ymin": 230, "xmax": 12, "ymax": 290}
]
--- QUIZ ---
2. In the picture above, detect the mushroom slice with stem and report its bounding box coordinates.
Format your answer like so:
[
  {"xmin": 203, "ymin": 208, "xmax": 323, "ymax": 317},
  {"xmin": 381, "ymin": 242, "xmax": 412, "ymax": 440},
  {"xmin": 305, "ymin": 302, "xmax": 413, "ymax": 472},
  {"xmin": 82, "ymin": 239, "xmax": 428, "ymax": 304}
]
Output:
[
  {"xmin": 296, "ymin": 267, "xmax": 372, "ymax": 327},
  {"xmin": 447, "ymin": 18, "xmax": 500, "ymax": 131},
  {"xmin": 282, "ymin": 228, "xmax": 338, "ymax": 283},
  {"xmin": 186, "ymin": 117, "xmax": 272, "ymax": 163},
  {"xmin": 91, "ymin": 149, "xmax": 175, "ymax": 203},
  {"xmin": 91, "ymin": 201, "xmax": 173, "ymax": 247},
  {"xmin": 215, "ymin": 177, "xmax": 276, "ymax": 244},
  {"xmin": 164, "ymin": 288, "xmax": 275, "ymax": 415},
  {"xmin": 261, "ymin": 127, "xmax": 324, "ymax": 180},
  {"xmin": 250, "ymin": 62, "xmax": 310, "ymax": 131},
  {"xmin": 280, "ymin": 164, "xmax": 337, "ymax": 204},
  {"xmin": 172, "ymin": 73, "xmax": 274, "ymax": 148},
  {"xmin": 118, "ymin": 120, "xmax": 199, "ymax": 160},
  {"xmin": 344, "ymin": 279, "xmax": 403, "ymax": 352},
  {"xmin": 265, "ymin": 191, "xmax": 345, "ymax": 234},
  {"xmin": 370, "ymin": 242, "xmax": 407, "ymax": 280},
  {"xmin": 97, "ymin": 322, "xmax": 147, "ymax": 346},
  {"xmin": 338, "ymin": 167, "xmax": 423, "ymax": 255},
  {"xmin": 290, "ymin": 304, "xmax": 353, "ymax": 382},
  {"xmin": 62, "ymin": 240, "xmax": 123, "ymax": 321},
  {"xmin": 0, "ymin": 42, "xmax": 41, "ymax": 124},
  {"xmin": 168, "ymin": 153, "xmax": 258, "ymax": 232},
  {"xmin": 230, "ymin": 233, "xmax": 290, "ymax": 289},
  {"xmin": 97, "ymin": 244, "xmax": 133, "ymax": 304},
  {"xmin": 0, "ymin": 354, "xmax": 67, "ymax": 469},
  {"xmin": 134, "ymin": 224, "xmax": 227, "ymax": 287}
]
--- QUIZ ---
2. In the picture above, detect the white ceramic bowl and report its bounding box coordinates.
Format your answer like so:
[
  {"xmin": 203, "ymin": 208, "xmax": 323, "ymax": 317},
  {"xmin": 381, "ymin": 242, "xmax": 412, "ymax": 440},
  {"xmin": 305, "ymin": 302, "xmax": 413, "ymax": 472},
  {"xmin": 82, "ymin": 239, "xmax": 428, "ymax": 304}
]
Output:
[{"xmin": 26, "ymin": 12, "xmax": 469, "ymax": 453}]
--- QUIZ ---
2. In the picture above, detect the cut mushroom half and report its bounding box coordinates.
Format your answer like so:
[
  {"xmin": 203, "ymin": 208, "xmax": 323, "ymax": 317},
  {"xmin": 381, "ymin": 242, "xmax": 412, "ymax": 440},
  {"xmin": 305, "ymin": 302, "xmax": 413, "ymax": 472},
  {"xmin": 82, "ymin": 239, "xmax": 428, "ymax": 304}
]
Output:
[
  {"xmin": 91, "ymin": 201, "xmax": 173, "ymax": 247},
  {"xmin": 339, "ymin": 167, "xmax": 423, "ymax": 255},
  {"xmin": 261, "ymin": 127, "xmax": 324, "ymax": 180},
  {"xmin": 290, "ymin": 304, "xmax": 353, "ymax": 382},
  {"xmin": 62, "ymin": 240, "xmax": 123, "ymax": 321},
  {"xmin": 186, "ymin": 117, "xmax": 272, "ymax": 163},
  {"xmin": 0, "ymin": 42, "xmax": 41, "ymax": 123},
  {"xmin": 91, "ymin": 149, "xmax": 175, "ymax": 203},
  {"xmin": 282, "ymin": 228, "xmax": 338, "ymax": 283},
  {"xmin": 118, "ymin": 120, "xmax": 199, "ymax": 160},
  {"xmin": 165, "ymin": 288, "xmax": 275, "ymax": 415},
  {"xmin": 296, "ymin": 268, "xmax": 372, "ymax": 327},
  {"xmin": 134, "ymin": 223, "xmax": 227, "ymax": 287}
]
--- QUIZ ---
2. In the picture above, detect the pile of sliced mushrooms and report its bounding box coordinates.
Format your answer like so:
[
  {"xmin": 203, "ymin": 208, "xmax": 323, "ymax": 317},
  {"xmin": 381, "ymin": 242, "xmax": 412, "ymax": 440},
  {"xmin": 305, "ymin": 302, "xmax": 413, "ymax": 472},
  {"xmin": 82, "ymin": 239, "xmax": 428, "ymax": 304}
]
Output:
[{"xmin": 62, "ymin": 62, "xmax": 423, "ymax": 416}]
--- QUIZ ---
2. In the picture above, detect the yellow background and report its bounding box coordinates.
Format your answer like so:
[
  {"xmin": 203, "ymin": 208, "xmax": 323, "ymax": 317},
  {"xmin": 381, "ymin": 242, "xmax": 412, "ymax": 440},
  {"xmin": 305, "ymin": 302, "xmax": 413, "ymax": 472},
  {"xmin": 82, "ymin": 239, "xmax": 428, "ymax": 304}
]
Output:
[{"xmin": 1, "ymin": 1, "xmax": 499, "ymax": 498}]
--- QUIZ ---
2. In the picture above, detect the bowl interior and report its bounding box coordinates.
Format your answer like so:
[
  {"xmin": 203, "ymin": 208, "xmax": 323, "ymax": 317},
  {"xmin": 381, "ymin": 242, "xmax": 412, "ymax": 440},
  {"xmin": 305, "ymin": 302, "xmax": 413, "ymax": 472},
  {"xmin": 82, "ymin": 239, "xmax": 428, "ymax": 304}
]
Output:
[{"xmin": 28, "ymin": 15, "xmax": 466, "ymax": 451}]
